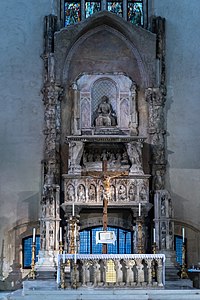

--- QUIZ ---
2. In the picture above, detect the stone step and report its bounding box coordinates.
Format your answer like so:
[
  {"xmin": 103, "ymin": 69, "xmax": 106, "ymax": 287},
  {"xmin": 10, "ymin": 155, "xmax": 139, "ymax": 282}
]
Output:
[{"xmin": 2, "ymin": 288, "xmax": 200, "ymax": 300}]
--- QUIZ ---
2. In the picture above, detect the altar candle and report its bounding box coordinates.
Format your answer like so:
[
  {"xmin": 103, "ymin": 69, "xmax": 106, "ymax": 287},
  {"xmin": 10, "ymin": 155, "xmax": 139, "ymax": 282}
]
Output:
[
  {"xmin": 72, "ymin": 203, "xmax": 75, "ymax": 217},
  {"xmin": 182, "ymin": 227, "xmax": 185, "ymax": 243},
  {"xmin": 74, "ymin": 224, "xmax": 77, "ymax": 264},
  {"xmin": 33, "ymin": 228, "xmax": 36, "ymax": 243},
  {"xmin": 59, "ymin": 227, "xmax": 62, "ymax": 242},
  {"xmin": 139, "ymin": 203, "xmax": 141, "ymax": 217},
  {"xmin": 153, "ymin": 228, "xmax": 156, "ymax": 243}
]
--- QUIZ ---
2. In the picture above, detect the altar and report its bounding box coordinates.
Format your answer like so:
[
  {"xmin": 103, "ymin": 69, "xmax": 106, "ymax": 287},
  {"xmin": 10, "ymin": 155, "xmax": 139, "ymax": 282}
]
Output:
[{"xmin": 57, "ymin": 253, "xmax": 165, "ymax": 289}]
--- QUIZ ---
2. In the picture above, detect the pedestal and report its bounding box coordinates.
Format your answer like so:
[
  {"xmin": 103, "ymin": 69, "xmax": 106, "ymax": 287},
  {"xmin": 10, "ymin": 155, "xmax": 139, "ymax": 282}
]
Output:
[{"xmin": 35, "ymin": 250, "xmax": 59, "ymax": 279}]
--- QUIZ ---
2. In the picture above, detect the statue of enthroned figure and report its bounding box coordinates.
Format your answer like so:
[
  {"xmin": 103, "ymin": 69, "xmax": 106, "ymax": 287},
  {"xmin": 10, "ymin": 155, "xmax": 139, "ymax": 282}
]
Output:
[{"xmin": 94, "ymin": 95, "xmax": 117, "ymax": 127}]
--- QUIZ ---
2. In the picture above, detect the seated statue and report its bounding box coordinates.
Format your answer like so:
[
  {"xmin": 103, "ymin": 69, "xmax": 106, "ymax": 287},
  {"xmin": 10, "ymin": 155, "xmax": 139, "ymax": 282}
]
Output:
[{"xmin": 94, "ymin": 95, "xmax": 117, "ymax": 127}]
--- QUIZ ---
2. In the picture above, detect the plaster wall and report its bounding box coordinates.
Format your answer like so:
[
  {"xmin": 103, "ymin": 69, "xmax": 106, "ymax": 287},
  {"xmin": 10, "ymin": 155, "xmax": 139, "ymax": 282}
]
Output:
[
  {"xmin": 154, "ymin": 0, "xmax": 200, "ymax": 263},
  {"xmin": 0, "ymin": 0, "xmax": 52, "ymax": 279}
]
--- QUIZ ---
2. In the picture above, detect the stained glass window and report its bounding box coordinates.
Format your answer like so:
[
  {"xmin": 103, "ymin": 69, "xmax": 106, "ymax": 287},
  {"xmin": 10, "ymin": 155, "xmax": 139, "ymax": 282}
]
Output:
[
  {"xmin": 80, "ymin": 226, "xmax": 133, "ymax": 254},
  {"xmin": 175, "ymin": 235, "xmax": 184, "ymax": 266},
  {"xmin": 64, "ymin": 0, "xmax": 144, "ymax": 27},
  {"xmin": 127, "ymin": 1, "xmax": 143, "ymax": 26},
  {"xmin": 107, "ymin": 2, "xmax": 123, "ymax": 17},
  {"xmin": 23, "ymin": 236, "xmax": 40, "ymax": 268},
  {"xmin": 85, "ymin": 2, "xmax": 101, "ymax": 18},
  {"xmin": 65, "ymin": 2, "xmax": 81, "ymax": 26}
]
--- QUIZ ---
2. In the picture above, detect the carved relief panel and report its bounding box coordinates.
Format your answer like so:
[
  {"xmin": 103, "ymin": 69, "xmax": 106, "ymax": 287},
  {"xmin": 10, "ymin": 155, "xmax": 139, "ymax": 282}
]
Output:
[{"xmin": 63, "ymin": 176, "xmax": 149, "ymax": 204}]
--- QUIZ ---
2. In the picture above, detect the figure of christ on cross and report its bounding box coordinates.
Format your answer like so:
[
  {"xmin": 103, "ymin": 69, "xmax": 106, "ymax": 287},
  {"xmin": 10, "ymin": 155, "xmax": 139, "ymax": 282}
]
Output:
[{"xmin": 83, "ymin": 160, "xmax": 128, "ymax": 254}]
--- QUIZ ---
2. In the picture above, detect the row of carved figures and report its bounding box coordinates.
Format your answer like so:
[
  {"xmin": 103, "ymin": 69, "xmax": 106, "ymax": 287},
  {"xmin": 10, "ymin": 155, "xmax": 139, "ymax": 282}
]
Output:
[
  {"xmin": 65, "ymin": 182, "xmax": 148, "ymax": 203},
  {"xmin": 60, "ymin": 258, "xmax": 164, "ymax": 288},
  {"xmin": 82, "ymin": 149, "xmax": 129, "ymax": 165}
]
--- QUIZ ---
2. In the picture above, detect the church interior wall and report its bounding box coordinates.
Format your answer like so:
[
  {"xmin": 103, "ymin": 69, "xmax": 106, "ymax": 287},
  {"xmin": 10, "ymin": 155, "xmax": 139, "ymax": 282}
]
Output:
[
  {"xmin": 154, "ymin": 0, "xmax": 200, "ymax": 266},
  {"xmin": 0, "ymin": 0, "xmax": 52, "ymax": 285},
  {"xmin": 0, "ymin": 0, "xmax": 200, "ymax": 289}
]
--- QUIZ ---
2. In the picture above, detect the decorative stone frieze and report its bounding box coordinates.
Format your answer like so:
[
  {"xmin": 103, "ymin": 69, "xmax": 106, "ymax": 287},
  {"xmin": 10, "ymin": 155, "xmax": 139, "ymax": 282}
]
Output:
[{"xmin": 62, "ymin": 176, "xmax": 150, "ymax": 205}]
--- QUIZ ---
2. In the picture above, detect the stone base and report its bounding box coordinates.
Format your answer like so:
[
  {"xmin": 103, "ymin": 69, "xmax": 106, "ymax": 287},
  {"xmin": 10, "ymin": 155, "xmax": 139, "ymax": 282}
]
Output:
[
  {"xmin": 158, "ymin": 250, "xmax": 180, "ymax": 281},
  {"xmin": 23, "ymin": 280, "xmax": 58, "ymax": 294},
  {"xmin": 35, "ymin": 250, "xmax": 59, "ymax": 280}
]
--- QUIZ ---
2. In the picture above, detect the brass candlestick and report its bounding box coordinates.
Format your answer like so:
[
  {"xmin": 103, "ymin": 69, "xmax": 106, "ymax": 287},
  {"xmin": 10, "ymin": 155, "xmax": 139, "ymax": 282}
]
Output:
[
  {"xmin": 72, "ymin": 261, "xmax": 78, "ymax": 289},
  {"xmin": 28, "ymin": 242, "xmax": 36, "ymax": 280},
  {"xmin": 59, "ymin": 241, "xmax": 63, "ymax": 254},
  {"xmin": 152, "ymin": 242, "xmax": 157, "ymax": 254},
  {"xmin": 152, "ymin": 242, "xmax": 157, "ymax": 279},
  {"xmin": 181, "ymin": 242, "xmax": 188, "ymax": 279},
  {"xmin": 60, "ymin": 257, "xmax": 65, "ymax": 289},
  {"xmin": 68, "ymin": 215, "xmax": 79, "ymax": 289},
  {"xmin": 137, "ymin": 217, "xmax": 144, "ymax": 254},
  {"xmin": 69, "ymin": 216, "xmax": 78, "ymax": 254}
]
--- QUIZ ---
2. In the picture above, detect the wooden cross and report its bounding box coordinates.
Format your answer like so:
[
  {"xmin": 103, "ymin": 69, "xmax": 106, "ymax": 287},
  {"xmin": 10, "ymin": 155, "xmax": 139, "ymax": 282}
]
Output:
[{"xmin": 83, "ymin": 160, "xmax": 128, "ymax": 254}]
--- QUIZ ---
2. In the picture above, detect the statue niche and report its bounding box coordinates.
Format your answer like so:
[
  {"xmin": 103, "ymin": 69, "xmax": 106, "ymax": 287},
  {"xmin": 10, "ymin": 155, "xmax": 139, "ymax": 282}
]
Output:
[{"xmin": 94, "ymin": 95, "xmax": 117, "ymax": 127}]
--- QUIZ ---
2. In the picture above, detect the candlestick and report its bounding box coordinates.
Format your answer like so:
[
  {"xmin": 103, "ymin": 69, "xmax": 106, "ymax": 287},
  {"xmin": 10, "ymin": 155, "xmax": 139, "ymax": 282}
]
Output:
[
  {"xmin": 74, "ymin": 223, "xmax": 77, "ymax": 264},
  {"xmin": 153, "ymin": 228, "xmax": 156, "ymax": 243},
  {"xmin": 28, "ymin": 242, "xmax": 36, "ymax": 279},
  {"xmin": 74, "ymin": 223, "xmax": 76, "ymax": 264},
  {"xmin": 181, "ymin": 242, "xmax": 188, "ymax": 279},
  {"xmin": 139, "ymin": 203, "xmax": 141, "ymax": 217},
  {"xmin": 182, "ymin": 227, "xmax": 185, "ymax": 243},
  {"xmin": 60, "ymin": 227, "xmax": 62, "ymax": 242},
  {"xmin": 33, "ymin": 228, "xmax": 36, "ymax": 243},
  {"xmin": 72, "ymin": 203, "xmax": 75, "ymax": 217}
]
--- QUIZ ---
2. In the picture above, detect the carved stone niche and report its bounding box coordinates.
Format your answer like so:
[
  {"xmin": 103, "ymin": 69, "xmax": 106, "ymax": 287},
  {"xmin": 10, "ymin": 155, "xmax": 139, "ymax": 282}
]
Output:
[
  {"xmin": 71, "ymin": 73, "xmax": 138, "ymax": 136},
  {"xmin": 154, "ymin": 190, "xmax": 174, "ymax": 251}
]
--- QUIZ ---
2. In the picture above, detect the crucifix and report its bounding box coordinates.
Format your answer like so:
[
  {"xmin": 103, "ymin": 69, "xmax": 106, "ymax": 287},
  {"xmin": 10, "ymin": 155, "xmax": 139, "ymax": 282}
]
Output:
[{"xmin": 84, "ymin": 159, "xmax": 128, "ymax": 254}]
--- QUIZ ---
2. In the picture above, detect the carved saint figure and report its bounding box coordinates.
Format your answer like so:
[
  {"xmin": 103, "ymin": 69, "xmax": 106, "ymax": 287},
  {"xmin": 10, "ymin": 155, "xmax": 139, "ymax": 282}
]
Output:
[
  {"xmin": 161, "ymin": 198, "xmax": 166, "ymax": 216},
  {"xmin": 121, "ymin": 151, "xmax": 129, "ymax": 164},
  {"xmin": 127, "ymin": 142, "xmax": 141, "ymax": 166},
  {"xmin": 88, "ymin": 184, "xmax": 96, "ymax": 202},
  {"xmin": 94, "ymin": 95, "xmax": 117, "ymax": 126},
  {"xmin": 129, "ymin": 184, "xmax": 137, "ymax": 201},
  {"xmin": 100, "ymin": 185, "xmax": 104, "ymax": 201},
  {"xmin": 118, "ymin": 184, "xmax": 127, "ymax": 201},
  {"xmin": 66, "ymin": 184, "xmax": 75, "ymax": 202},
  {"xmin": 110, "ymin": 185, "xmax": 116, "ymax": 201},
  {"xmin": 154, "ymin": 169, "xmax": 164, "ymax": 190},
  {"xmin": 77, "ymin": 184, "xmax": 86, "ymax": 202},
  {"xmin": 139, "ymin": 184, "xmax": 147, "ymax": 201}
]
